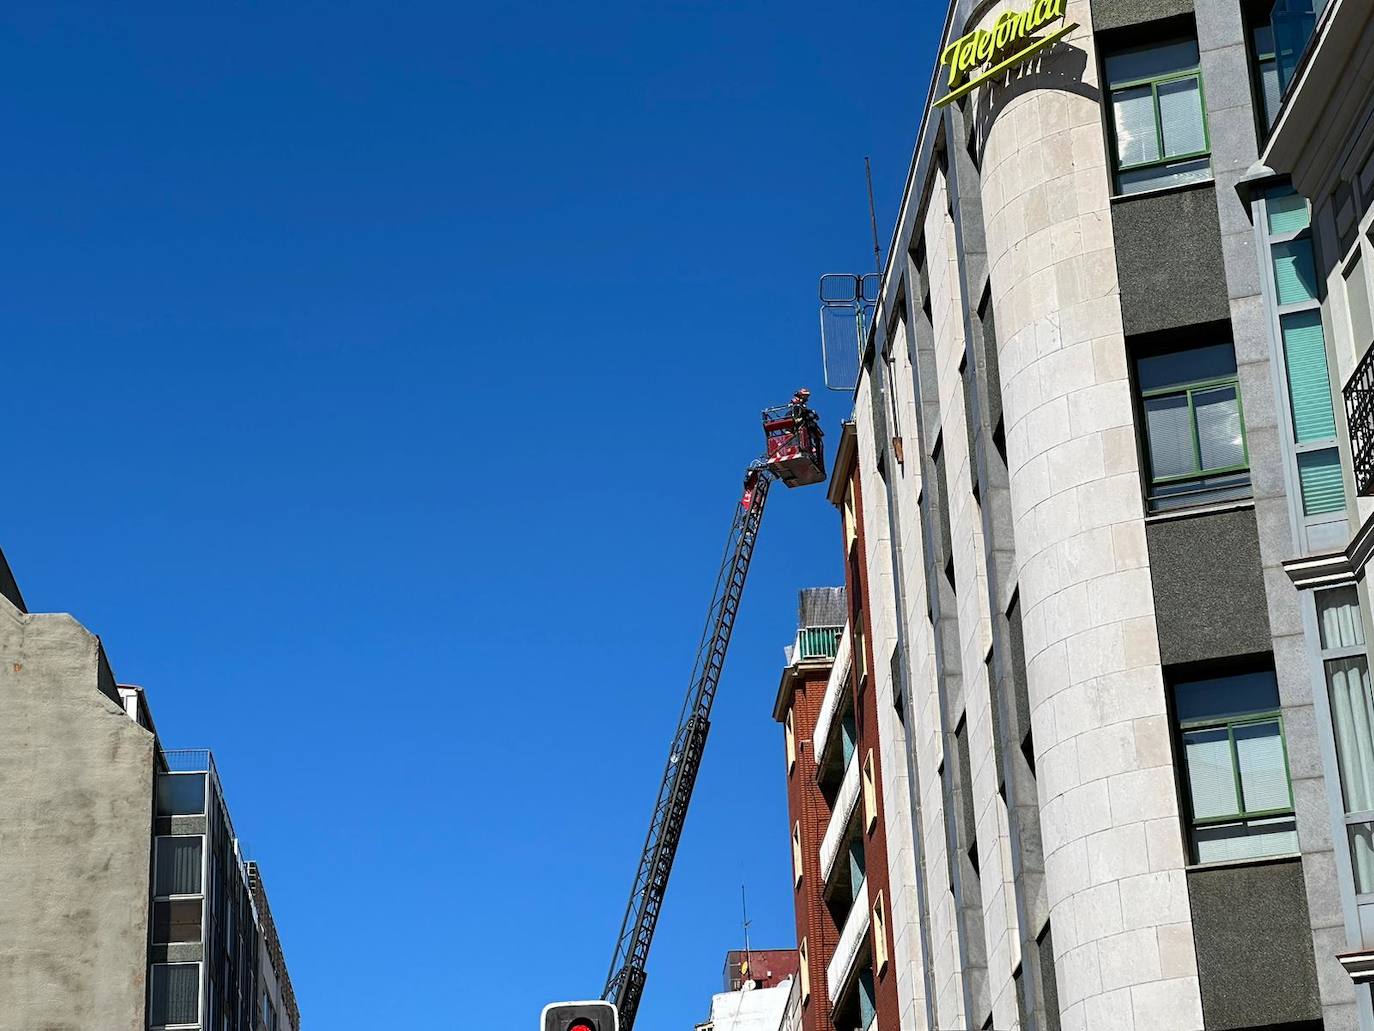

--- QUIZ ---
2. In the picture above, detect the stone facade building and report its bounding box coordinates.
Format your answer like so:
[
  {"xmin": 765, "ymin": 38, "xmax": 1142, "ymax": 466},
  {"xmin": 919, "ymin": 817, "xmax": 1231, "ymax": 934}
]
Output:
[
  {"xmin": 825, "ymin": 0, "xmax": 1374, "ymax": 1027},
  {"xmin": 1241, "ymin": 0, "xmax": 1374, "ymax": 1012}
]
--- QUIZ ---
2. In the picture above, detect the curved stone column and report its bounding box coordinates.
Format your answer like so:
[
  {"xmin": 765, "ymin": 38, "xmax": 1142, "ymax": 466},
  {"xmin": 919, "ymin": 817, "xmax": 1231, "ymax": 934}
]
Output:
[{"xmin": 968, "ymin": 3, "xmax": 1206, "ymax": 1028}]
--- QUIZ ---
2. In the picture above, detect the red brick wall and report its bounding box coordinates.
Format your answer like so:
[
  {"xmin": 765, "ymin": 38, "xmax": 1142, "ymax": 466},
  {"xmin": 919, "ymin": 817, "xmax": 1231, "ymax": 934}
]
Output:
[
  {"xmin": 843, "ymin": 460, "xmax": 901, "ymax": 1031},
  {"xmin": 723, "ymin": 948, "xmax": 799, "ymax": 990},
  {"xmin": 779, "ymin": 663, "xmax": 839, "ymax": 1031}
]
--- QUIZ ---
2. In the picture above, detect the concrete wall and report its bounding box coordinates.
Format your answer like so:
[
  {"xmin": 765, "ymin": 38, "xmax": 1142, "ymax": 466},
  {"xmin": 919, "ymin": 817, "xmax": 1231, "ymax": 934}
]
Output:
[
  {"xmin": 0, "ymin": 593, "xmax": 155, "ymax": 1031},
  {"xmin": 706, "ymin": 978, "xmax": 795, "ymax": 1031}
]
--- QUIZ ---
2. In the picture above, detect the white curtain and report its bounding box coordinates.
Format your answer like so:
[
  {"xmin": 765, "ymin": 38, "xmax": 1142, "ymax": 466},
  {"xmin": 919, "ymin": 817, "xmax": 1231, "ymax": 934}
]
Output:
[{"xmin": 1319, "ymin": 588, "xmax": 1374, "ymax": 893}]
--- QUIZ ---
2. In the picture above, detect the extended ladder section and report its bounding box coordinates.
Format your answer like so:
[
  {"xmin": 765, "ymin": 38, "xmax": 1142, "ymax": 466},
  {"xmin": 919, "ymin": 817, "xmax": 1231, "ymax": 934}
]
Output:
[
  {"xmin": 603, "ymin": 466, "xmax": 773, "ymax": 1030},
  {"xmin": 599, "ymin": 395, "xmax": 824, "ymax": 1031}
]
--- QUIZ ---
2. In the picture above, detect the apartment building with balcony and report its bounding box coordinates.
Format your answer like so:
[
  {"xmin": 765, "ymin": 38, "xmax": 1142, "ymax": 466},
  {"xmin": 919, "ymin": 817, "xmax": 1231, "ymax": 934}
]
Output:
[
  {"xmin": 832, "ymin": 0, "xmax": 1374, "ymax": 1027},
  {"xmin": 0, "ymin": 545, "xmax": 299, "ymax": 1031},
  {"xmin": 1240, "ymin": 0, "xmax": 1374, "ymax": 1009},
  {"xmin": 774, "ymin": 578, "xmax": 920, "ymax": 1031}
]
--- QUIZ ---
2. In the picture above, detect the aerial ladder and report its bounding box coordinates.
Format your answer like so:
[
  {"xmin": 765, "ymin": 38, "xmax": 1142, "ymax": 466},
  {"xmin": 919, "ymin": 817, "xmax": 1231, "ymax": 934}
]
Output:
[{"xmin": 599, "ymin": 390, "xmax": 828, "ymax": 1031}]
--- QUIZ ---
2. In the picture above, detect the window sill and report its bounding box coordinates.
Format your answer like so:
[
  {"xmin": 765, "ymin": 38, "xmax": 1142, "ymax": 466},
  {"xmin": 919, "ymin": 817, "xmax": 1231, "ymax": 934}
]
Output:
[
  {"xmin": 1184, "ymin": 851, "xmax": 1301, "ymax": 874},
  {"xmin": 1144, "ymin": 496, "xmax": 1255, "ymax": 525},
  {"xmin": 1110, "ymin": 176, "xmax": 1216, "ymax": 205}
]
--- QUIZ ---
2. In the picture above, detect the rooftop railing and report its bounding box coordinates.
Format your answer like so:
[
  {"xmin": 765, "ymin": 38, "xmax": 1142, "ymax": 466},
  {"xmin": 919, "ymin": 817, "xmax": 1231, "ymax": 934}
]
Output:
[{"xmin": 160, "ymin": 748, "xmax": 216, "ymax": 775}]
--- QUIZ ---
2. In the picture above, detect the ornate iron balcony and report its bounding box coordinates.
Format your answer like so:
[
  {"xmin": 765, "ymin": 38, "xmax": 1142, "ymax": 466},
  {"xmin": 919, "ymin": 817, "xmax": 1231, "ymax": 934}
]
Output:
[{"xmin": 1344, "ymin": 343, "xmax": 1374, "ymax": 495}]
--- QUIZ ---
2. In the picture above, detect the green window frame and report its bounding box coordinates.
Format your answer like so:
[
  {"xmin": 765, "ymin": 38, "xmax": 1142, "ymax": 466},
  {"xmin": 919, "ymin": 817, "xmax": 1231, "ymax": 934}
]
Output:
[
  {"xmin": 1180, "ymin": 712, "xmax": 1294, "ymax": 825},
  {"xmin": 1138, "ymin": 358, "xmax": 1251, "ymax": 512},
  {"xmin": 1106, "ymin": 39, "xmax": 1212, "ymax": 194},
  {"xmin": 1174, "ymin": 671, "xmax": 1298, "ymax": 864}
]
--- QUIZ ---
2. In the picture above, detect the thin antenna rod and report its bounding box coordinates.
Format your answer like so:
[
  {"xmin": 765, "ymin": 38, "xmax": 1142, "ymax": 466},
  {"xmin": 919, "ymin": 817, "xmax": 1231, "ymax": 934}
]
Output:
[
  {"xmin": 865, "ymin": 156, "xmax": 881, "ymax": 275},
  {"xmin": 741, "ymin": 884, "xmax": 752, "ymax": 982}
]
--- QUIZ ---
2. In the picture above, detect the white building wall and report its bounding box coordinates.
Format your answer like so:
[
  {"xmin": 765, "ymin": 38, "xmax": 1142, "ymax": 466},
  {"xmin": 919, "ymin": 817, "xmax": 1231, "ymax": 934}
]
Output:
[
  {"xmin": 972, "ymin": 3, "xmax": 1204, "ymax": 1028},
  {"xmin": 853, "ymin": 310, "xmax": 932, "ymax": 1030}
]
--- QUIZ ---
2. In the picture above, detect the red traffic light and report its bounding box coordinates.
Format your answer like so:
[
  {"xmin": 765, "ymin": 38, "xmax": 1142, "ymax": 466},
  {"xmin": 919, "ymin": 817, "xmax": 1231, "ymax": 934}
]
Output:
[{"xmin": 542, "ymin": 999, "xmax": 617, "ymax": 1031}]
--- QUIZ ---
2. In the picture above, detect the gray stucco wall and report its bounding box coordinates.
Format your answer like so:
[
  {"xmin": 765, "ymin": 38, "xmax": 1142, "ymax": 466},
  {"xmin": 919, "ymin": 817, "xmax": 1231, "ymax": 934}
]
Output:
[
  {"xmin": 1091, "ymin": 0, "xmax": 1194, "ymax": 33},
  {"xmin": 1145, "ymin": 506, "xmax": 1272, "ymax": 665},
  {"xmin": 1187, "ymin": 859, "xmax": 1322, "ymax": 1028},
  {"xmin": 0, "ymin": 596, "xmax": 154, "ymax": 1031},
  {"xmin": 1112, "ymin": 184, "xmax": 1231, "ymax": 338}
]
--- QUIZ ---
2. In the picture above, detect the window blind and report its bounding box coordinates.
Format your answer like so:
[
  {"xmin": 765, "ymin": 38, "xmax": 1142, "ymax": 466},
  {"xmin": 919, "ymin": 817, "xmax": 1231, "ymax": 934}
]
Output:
[
  {"xmin": 1273, "ymin": 238, "xmax": 1319, "ymax": 304},
  {"xmin": 1159, "ymin": 77, "xmax": 1206, "ymax": 156},
  {"xmin": 1281, "ymin": 311, "xmax": 1336, "ymax": 442},
  {"xmin": 1298, "ymin": 448, "xmax": 1345, "ymax": 515},
  {"xmin": 155, "ymin": 837, "xmax": 202, "ymax": 897}
]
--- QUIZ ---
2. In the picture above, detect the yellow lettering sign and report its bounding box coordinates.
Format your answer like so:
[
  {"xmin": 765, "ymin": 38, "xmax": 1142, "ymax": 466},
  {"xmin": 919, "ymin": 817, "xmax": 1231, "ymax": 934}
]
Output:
[{"xmin": 935, "ymin": 0, "xmax": 1077, "ymax": 107}]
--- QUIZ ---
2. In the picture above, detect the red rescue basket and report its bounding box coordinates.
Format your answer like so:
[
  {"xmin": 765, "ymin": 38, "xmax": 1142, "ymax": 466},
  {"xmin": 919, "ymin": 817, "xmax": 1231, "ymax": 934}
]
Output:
[{"xmin": 762, "ymin": 390, "xmax": 826, "ymax": 487}]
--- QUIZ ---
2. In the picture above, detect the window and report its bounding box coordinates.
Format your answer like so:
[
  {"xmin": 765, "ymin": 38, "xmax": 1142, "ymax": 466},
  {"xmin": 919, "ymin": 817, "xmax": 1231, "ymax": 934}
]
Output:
[
  {"xmin": 799, "ymin": 938, "xmax": 810, "ymax": 1003},
  {"xmin": 857, "ymin": 967, "xmax": 877, "ymax": 1030},
  {"xmin": 1106, "ymin": 37, "xmax": 1211, "ymax": 195},
  {"xmin": 854, "ymin": 624, "xmax": 870, "ymax": 684},
  {"xmin": 150, "ymin": 962, "xmax": 199, "ymax": 1026},
  {"xmin": 792, "ymin": 822, "xmax": 804, "ymax": 887},
  {"xmin": 843, "ymin": 482, "xmax": 858, "ymax": 553},
  {"xmin": 846, "ymin": 836, "xmax": 867, "ymax": 902},
  {"xmin": 785, "ymin": 708, "xmax": 797, "ymax": 773},
  {"xmin": 862, "ymin": 749, "xmax": 878, "ymax": 833},
  {"xmin": 1173, "ymin": 669, "xmax": 1297, "ymax": 863},
  {"xmin": 154, "ymin": 837, "xmax": 202, "ymax": 898},
  {"xmin": 955, "ymin": 716, "xmax": 978, "ymax": 874},
  {"xmin": 1135, "ymin": 341, "xmax": 1250, "ymax": 511},
  {"xmin": 872, "ymin": 891, "xmax": 889, "ymax": 974},
  {"xmin": 1346, "ymin": 252, "xmax": 1374, "ymax": 354},
  {"xmin": 1272, "ymin": 0, "xmax": 1322, "ymax": 96},
  {"xmin": 155, "ymin": 773, "xmax": 205, "ymax": 817},
  {"xmin": 1259, "ymin": 186, "xmax": 1346, "ymax": 530},
  {"xmin": 1316, "ymin": 587, "xmax": 1374, "ymax": 894},
  {"xmin": 841, "ymin": 710, "xmax": 858, "ymax": 767},
  {"xmin": 1248, "ymin": 10, "xmax": 1282, "ymax": 131},
  {"xmin": 152, "ymin": 899, "xmax": 202, "ymax": 945}
]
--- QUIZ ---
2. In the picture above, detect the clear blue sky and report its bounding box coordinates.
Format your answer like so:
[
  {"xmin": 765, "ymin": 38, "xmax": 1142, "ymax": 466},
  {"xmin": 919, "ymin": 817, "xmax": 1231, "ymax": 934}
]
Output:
[{"xmin": 2, "ymin": 4, "xmax": 939, "ymax": 1026}]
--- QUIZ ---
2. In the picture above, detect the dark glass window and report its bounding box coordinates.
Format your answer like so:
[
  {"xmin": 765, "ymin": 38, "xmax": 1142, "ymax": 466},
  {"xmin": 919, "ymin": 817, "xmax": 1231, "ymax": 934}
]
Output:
[
  {"xmin": 150, "ymin": 963, "xmax": 199, "ymax": 1025},
  {"xmin": 156, "ymin": 773, "xmax": 205, "ymax": 817},
  {"xmin": 1249, "ymin": 12, "xmax": 1282, "ymax": 129},
  {"xmin": 154, "ymin": 836, "xmax": 202, "ymax": 897},
  {"xmin": 152, "ymin": 899, "xmax": 203, "ymax": 945}
]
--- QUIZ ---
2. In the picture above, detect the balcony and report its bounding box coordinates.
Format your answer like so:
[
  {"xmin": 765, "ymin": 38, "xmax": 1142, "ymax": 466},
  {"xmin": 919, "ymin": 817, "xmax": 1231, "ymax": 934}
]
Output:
[
  {"xmin": 812, "ymin": 626, "xmax": 851, "ymax": 769},
  {"xmin": 794, "ymin": 625, "xmax": 844, "ymax": 662},
  {"xmin": 820, "ymin": 754, "xmax": 861, "ymax": 883},
  {"xmin": 826, "ymin": 875, "xmax": 869, "ymax": 1006},
  {"xmin": 1345, "ymin": 342, "xmax": 1374, "ymax": 495}
]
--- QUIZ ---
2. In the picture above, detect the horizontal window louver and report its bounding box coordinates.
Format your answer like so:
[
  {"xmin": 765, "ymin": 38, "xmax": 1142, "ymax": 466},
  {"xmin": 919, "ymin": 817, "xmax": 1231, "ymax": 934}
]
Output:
[
  {"xmin": 1298, "ymin": 448, "xmax": 1345, "ymax": 515},
  {"xmin": 1282, "ymin": 310, "xmax": 1337, "ymax": 442}
]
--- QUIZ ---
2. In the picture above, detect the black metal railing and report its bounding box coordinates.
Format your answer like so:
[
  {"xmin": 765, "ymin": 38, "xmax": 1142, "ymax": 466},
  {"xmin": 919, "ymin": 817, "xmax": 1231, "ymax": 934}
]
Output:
[{"xmin": 1344, "ymin": 343, "xmax": 1374, "ymax": 495}]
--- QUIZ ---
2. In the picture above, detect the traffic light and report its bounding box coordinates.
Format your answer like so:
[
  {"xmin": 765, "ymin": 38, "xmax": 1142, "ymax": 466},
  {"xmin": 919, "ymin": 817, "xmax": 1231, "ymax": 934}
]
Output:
[{"xmin": 540, "ymin": 1000, "xmax": 618, "ymax": 1031}]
